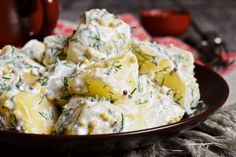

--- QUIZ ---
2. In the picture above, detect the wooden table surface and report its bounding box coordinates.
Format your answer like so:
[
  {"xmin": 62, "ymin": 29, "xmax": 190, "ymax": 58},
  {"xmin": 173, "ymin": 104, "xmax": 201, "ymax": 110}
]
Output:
[{"xmin": 59, "ymin": 0, "xmax": 236, "ymax": 52}]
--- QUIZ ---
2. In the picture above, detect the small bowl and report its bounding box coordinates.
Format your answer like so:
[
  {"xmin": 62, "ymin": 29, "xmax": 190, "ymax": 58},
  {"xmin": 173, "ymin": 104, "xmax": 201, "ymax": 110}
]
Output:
[{"xmin": 140, "ymin": 9, "xmax": 191, "ymax": 36}]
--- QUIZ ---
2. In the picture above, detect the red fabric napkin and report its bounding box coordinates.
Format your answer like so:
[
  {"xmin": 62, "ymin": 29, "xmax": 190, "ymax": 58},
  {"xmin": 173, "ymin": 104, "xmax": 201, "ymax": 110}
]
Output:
[{"xmin": 53, "ymin": 14, "xmax": 236, "ymax": 76}]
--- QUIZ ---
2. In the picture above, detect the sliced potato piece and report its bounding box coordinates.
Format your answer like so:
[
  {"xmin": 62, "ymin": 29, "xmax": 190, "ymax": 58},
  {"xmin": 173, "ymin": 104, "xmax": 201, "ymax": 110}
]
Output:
[
  {"xmin": 131, "ymin": 41, "xmax": 200, "ymax": 113},
  {"xmin": 22, "ymin": 39, "xmax": 45, "ymax": 63},
  {"xmin": 155, "ymin": 68, "xmax": 200, "ymax": 113},
  {"xmin": 131, "ymin": 40, "xmax": 175, "ymax": 79},
  {"xmin": 13, "ymin": 91, "xmax": 58, "ymax": 134},
  {"xmin": 56, "ymin": 96, "xmax": 123, "ymax": 135},
  {"xmin": 126, "ymin": 75, "xmax": 185, "ymax": 130},
  {"xmin": 66, "ymin": 9, "xmax": 131, "ymax": 63},
  {"xmin": 68, "ymin": 51, "xmax": 138, "ymax": 101},
  {"xmin": 161, "ymin": 44, "xmax": 195, "ymax": 74}
]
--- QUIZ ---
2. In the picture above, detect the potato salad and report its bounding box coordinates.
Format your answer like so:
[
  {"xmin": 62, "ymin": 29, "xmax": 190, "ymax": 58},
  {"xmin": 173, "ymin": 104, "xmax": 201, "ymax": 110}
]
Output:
[{"xmin": 0, "ymin": 9, "xmax": 200, "ymax": 135}]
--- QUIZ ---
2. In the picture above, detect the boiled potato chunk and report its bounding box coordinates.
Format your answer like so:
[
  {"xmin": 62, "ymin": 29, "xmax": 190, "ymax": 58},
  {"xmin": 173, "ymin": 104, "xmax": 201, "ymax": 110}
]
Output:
[
  {"xmin": 116, "ymin": 75, "xmax": 185, "ymax": 131},
  {"xmin": 131, "ymin": 40, "xmax": 175, "ymax": 78},
  {"xmin": 66, "ymin": 9, "xmax": 131, "ymax": 63},
  {"xmin": 13, "ymin": 91, "xmax": 58, "ymax": 134},
  {"xmin": 131, "ymin": 41, "xmax": 200, "ymax": 113},
  {"xmin": 22, "ymin": 72, "xmax": 39, "ymax": 87},
  {"xmin": 163, "ymin": 45, "xmax": 195, "ymax": 74},
  {"xmin": 22, "ymin": 39, "xmax": 45, "ymax": 63},
  {"xmin": 155, "ymin": 65, "xmax": 200, "ymax": 113},
  {"xmin": 68, "ymin": 51, "xmax": 138, "ymax": 101},
  {"xmin": 43, "ymin": 35, "xmax": 69, "ymax": 67},
  {"xmin": 56, "ymin": 96, "xmax": 123, "ymax": 135}
]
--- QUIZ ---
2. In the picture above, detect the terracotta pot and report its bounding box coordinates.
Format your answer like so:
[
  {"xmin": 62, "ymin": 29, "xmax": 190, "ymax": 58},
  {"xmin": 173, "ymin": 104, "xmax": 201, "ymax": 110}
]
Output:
[
  {"xmin": 0, "ymin": 0, "xmax": 59, "ymax": 48},
  {"xmin": 140, "ymin": 9, "xmax": 191, "ymax": 36}
]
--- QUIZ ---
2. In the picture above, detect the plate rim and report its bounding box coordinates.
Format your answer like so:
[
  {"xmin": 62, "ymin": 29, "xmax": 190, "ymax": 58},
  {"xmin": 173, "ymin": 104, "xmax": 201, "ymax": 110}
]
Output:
[{"xmin": 0, "ymin": 64, "xmax": 229, "ymax": 140}]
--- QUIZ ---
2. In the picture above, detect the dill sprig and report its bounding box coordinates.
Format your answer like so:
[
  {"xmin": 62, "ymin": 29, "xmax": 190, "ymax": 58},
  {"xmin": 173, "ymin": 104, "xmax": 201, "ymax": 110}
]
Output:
[
  {"xmin": 159, "ymin": 66, "xmax": 171, "ymax": 73},
  {"xmin": 39, "ymin": 76, "xmax": 49, "ymax": 86},
  {"xmin": 175, "ymin": 96, "xmax": 183, "ymax": 105},
  {"xmin": 88, "ymin": 26, "xmax": 105, "ymax": 50},
  {"xmin": 135, "ymin": 99, "xmax": 148, "ymax": 105},
  {"xmin": 38, "ymin": 112, "xmax": 49, "ymax": 120},
  {"xmin": 151, "ymin": 56, "xmax": 158, "ymax": 66},
  {"xmin": 128, "ymin": 88, "xmax": 137, "ymax": 99},
  {"xmin": 104, "ymin": 61, "xmax": 122, "ymax": 75},
  {"xmin": 38, "ymin": 94, "xmax": 46, "ymax": 105},
  {"xmin": 113, "ymin": 113, "xmax": 124, "ymax": 133}
]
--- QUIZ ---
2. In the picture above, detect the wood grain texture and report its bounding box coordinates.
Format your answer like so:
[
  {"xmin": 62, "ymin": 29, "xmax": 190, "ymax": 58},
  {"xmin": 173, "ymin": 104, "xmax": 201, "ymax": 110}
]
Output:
[{"xmin": 59, "ymin": 0, "xmax": 236, "ymax": 51}]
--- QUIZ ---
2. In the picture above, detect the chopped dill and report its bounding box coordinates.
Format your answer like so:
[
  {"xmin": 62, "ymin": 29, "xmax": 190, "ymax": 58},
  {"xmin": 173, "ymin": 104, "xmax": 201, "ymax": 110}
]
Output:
[
  {"xmin": 38, "ymin": 112, "xmax": 48, "ymax": 120},
  {"xmin": 135, "ymin": 99, "xmax": 148, "ymax": 105},
  {"xmin": 104, "ymin": 61, "xmax": 122, "ymax": 75},
  {"xmin": 39, "ymin": 76, "xmax": 49, "ymax": 86},
  {"xmin": 128, "ymin": 88, "xmax": 137, "ymax": 99}
]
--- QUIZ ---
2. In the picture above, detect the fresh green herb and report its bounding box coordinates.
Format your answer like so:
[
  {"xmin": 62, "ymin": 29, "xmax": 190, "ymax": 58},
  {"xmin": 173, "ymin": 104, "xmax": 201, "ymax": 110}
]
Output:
[
  {"xmin": 2, "ymin": 77, "xmax": 10, "ymax": 80},
  {"xmin": 138, "ymin": 58, "xmax": 146, "ymax": 71},
  {"xmin": 128, "ymin": 88, "xmax": 137, "ymax": 99},
  {"xmin": 61, "ymin": 107, "xmax": 69, "ymax": 116},
  {"xmin": 172, "ymin": 55, "xmax": 185, "ymax": 67},
  {"xmin": 50, "ymin": 47, "xmax": 61, "ymax": 57},
  {"xmin": 90, "ymin": 96, "xmax": 103, "ymax": 102},
  {"xmin": 38, "ymin": 94, "xmax": 45, "ymax": 105},
  {"xmin": 108, "ymin": 109, "xmax": 113, "ymax": 115},
  {"xmin": 88, "ymin": 26, "xmax": 105, "ymax": 50},
  {"xmin": 16, "ymin": 77, "xmax": 24, "ymax": 90},
  {"xmin": 69, "ymin": 68, "xmax": 81, "ymax": 78},
  {"xmin": 151, "ymin": 56, "xmax": 158, "ymax": 66},
  {"xmin": 5, "ymin": 60, "xmax": 15, "ymax": 65},
  {"xmin": 69, "ymin": 37, "xmax": 84, "ymax": 46},
  {"xmin": 137, "ymin": 81, "xmax": 143, "ymax": 92},
  {"xmin": 38, "ymin": 112, "xmax": 48, "ymax": 120},
  {"xmin": 113, "ymin": 113, "xmax": 124, "ymax": 133},
  {"xmin": 133, "ymin": 49, "xmax": 149, "ymax": 60},
  {"xmin": 11, "ymin": 46, "xmax": 21, "ymax": 58},
  {"xmin": 150, "ymin": 43, "xmax": 161, "ymax": 50},
  {"xmin": 62, "ymin": 77, "xmax": 68, "ymax": 91},
  {"xmin": 167, "ymin": 89, "xmax": 177, "ymax": 97},
  {"xmin": 105, "ymin": 48, "xmax": 112, "ymax": 57},
  {"xmin": 108, "ymin": 91, "xmax": 117, "ymax": 103},
  {"xmin": 104, "ymin": 61, "xmax": 122, "ymax": 75},
  {"xmin": 190, "ymin": 98, "xmax": 197, "ymax": 107},
  {"xmin": 100, "ymin": 10, "xmax": 107, "ymax": 18},
  {"xmin": 120, "ymin": 113, "xmax": 124, "ymax": 131},
  {"xmin": 160, "ymin": 78, "xmax": 165, "ymax": 87},
  {"xmin": 159, "ymin": 66, "xmax": 171, "ymax": 73},
  {"xmin": 135, "ymin": 99, "xmax": 148, "ymax": 105},
  {"xmin": 8, "ymin": 115, "xmax": 18, "ymax": 129},
  {"xmin": 21, "ymin": 61, "xmax": 40, "ymax": 69},
  {"xmin": 39, "ymin": 76, "xmax": 49, "ymax": 86},
  {"xmin": 175, "ymin": 96, "xmax": 183, "ymax": 105},
  {"xmin": 190, "ymin": 85, "xmax": 195, "ymax": 97},
  {"xmin": 0, "ymin": 81, "xmax": 10, "ymax": 93}
]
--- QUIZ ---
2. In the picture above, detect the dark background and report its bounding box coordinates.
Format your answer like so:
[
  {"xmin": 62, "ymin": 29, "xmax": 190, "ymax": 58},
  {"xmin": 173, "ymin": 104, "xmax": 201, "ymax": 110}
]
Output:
[{"xmin": 59, "ymin": 0, "xmax": 236, "ymax": 52}]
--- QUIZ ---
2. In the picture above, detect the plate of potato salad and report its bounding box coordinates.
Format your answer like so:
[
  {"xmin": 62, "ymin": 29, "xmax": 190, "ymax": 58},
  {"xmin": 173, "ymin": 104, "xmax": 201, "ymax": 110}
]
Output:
[{"xmin": 1, "ymin": 8, "xmax": 211, "ymax": 136}]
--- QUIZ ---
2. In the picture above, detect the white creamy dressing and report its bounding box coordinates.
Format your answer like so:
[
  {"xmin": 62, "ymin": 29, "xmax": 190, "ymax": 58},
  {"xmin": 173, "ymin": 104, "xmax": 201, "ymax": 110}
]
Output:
[
  {"xmin": 0, "ymin": 9, "xmax": 200, "ymax": 135},
  {"xmin": 40, "ymin": 59, "xmax": 76, "ymax": 102},
  {"xmin": 66, "ymin": 9, "xmax": 131, "ymax": 63}
]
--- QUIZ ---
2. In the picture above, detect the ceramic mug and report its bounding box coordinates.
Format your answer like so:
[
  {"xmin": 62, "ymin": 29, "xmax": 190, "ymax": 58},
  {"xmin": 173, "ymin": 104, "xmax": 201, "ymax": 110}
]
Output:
[{"xmin": 0, "ymin": 0, "xmax": 59, "ymax": 48}]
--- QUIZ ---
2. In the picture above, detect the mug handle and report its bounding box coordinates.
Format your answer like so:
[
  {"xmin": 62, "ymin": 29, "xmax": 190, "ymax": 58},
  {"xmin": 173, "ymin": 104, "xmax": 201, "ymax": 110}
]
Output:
[{"xmin": 36, "ymin": 0, "xmax": 59, "ymax": 40}]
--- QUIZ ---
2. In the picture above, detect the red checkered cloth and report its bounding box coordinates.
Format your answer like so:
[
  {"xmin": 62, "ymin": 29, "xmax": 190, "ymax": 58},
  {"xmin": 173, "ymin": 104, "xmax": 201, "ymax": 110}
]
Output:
[{"xmin": 53, "ymin": 14, "xmax": 236, "ymax": 76}]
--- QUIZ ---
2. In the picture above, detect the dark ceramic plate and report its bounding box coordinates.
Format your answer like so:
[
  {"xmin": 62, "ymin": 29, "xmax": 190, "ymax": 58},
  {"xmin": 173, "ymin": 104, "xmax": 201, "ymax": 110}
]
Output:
[{"xmin": 0, "ymin": 64, "xmax": 229, "ymax": 155}]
